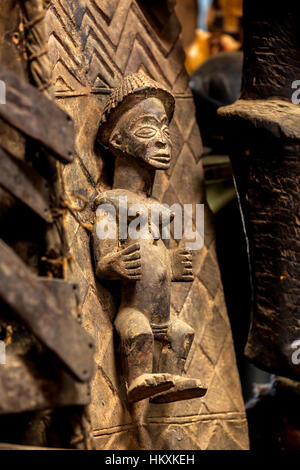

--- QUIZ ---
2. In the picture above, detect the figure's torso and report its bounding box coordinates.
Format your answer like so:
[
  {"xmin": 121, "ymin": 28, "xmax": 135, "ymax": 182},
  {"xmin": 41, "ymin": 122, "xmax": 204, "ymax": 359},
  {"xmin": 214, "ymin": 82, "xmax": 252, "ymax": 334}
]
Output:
[{"xmin": 101, "ymin": 189, "xmax": 173, "ymax": 325}]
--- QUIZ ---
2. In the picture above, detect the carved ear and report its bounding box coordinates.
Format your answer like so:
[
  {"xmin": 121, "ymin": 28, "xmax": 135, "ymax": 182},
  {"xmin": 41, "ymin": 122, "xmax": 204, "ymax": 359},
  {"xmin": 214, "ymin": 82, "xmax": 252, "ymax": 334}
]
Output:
[{"xmin": 109, "ymin": 131, "xmax": 122, "ymax": 150}]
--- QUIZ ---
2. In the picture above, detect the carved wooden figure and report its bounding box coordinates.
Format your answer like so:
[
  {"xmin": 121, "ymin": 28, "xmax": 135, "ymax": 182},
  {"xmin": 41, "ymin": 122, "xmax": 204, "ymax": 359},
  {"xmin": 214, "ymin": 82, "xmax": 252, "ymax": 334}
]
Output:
[{"xmin": 93, "ymin": 72, "xmax": 207, "ymax": 404}]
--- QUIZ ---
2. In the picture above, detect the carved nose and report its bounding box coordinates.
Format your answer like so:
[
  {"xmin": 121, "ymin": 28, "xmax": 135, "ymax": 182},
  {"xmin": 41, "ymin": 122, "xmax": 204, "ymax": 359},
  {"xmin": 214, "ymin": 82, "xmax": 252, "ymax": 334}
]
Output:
[{"xmin": 155, "ymin": 140, "xmax": 167, "ymax": 149}]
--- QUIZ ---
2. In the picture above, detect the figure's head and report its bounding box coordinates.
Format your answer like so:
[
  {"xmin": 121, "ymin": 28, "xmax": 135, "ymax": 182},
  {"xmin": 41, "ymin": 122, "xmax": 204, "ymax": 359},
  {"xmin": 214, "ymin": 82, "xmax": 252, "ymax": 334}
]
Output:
[{"xmin": 98, "ymin": 72, "xmax": 175, "ymax": 170}]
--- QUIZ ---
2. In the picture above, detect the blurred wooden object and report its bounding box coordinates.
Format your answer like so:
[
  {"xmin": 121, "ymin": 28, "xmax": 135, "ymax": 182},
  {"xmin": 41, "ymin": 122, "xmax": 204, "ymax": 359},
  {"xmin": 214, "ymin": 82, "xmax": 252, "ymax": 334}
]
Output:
[
  {"xmin": 185, "ymin": 29, "xmax": 240, "ymax": 75},
  {"xmin": 184, "ymin": 0, "xmax": 242, "ymax": 75},
  {"xmin": 175, "ymin": 0, "xmax": 198, "ymax": 48},
  {"xmin": 219, "ymin": 0, "xmax": 242, "ymax": 34},
  {"xmin": 185, "ymin": 29, "xmax": 211, "ymax": 74}
]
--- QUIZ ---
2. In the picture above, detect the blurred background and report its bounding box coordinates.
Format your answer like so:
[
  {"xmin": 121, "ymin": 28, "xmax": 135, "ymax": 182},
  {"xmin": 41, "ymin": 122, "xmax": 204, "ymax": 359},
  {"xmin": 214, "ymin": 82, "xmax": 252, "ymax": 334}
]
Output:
[{"xmin": 175, "ymin": 0, "xmax": 270, "ymax": 403}]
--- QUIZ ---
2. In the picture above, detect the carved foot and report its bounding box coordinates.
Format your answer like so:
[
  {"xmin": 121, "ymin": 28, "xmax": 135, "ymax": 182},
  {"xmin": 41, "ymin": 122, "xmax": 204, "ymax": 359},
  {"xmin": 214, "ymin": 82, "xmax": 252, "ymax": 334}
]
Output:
[
  {"xmin": 149, "ymin": 376, "xmax": 207, "ymax": 404},
  {"xmin": 127, "ymin": 373, "xmax": 174, "ymax": 403}
]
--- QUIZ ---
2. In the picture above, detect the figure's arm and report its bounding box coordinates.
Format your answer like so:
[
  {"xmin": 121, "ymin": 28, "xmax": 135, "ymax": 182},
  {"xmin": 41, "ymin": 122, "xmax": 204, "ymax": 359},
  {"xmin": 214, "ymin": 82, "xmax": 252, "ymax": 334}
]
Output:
[
  {"xmin": 170, "ymin": 247, "xmax": 193, "ymax": 282},
  {"xmin": 92, "ymin": 211, "xmax": 141, "ymax": 281}
]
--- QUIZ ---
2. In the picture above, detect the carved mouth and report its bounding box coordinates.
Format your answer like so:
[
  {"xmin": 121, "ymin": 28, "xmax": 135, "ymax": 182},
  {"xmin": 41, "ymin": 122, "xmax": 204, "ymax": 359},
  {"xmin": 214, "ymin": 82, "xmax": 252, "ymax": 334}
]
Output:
[{"xmin": 150, "ymin": 154, "xmax": 171, "ymax": 163}]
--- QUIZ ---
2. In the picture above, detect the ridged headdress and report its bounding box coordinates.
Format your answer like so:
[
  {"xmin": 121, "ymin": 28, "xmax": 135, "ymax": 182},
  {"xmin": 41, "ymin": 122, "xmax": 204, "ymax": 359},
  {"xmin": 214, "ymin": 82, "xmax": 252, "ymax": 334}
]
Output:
[{"xmin": 98, "ymin": 71, "xmax": 175, "ymax": 146}]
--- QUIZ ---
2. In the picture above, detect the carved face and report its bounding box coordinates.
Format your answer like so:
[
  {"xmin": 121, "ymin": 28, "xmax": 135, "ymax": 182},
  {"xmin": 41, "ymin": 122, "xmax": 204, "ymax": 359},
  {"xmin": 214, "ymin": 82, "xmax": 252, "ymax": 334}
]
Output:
[{"xmin": 109, "ymin": 97, "xmax": 172, "ymax": 170}]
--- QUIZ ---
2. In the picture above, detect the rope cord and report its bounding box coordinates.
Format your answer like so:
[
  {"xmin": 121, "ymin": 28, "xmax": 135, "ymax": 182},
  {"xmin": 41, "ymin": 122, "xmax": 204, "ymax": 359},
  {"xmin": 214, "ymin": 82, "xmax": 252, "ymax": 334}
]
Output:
[{"xmin": 21, "ymin": 0, "xmax": 52, "ymax": 93}]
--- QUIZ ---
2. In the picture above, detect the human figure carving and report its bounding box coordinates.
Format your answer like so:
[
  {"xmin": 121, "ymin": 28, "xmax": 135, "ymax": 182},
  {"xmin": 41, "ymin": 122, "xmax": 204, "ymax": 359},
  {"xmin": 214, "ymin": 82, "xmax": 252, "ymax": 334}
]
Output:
[{"xmin": 93, "ymin": 72, "xmax": 206, "ymax": 403}]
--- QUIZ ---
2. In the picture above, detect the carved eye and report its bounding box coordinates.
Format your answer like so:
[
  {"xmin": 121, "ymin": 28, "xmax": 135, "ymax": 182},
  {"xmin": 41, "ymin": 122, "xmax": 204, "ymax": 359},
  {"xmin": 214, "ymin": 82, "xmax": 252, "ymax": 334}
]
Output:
[
  {"xmin": 163, "ymin": 127, "xmax": 171, "ymax": 139},
  {"xmin": 134, "ymin": 127, "xmax": 157, "ymax": 138}
]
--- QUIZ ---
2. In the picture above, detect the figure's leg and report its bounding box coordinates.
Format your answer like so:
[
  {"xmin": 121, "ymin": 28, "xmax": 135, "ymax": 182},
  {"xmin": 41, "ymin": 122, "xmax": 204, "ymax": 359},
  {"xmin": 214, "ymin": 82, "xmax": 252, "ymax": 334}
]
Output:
[
  {"xmin": 151, "ymin": 318, "xmax": 206, "ymax": 404},
  {"xmin": 158, "ymin": 318, "xmax": 195, "ymax": 375},
  {"xmin": 115, "ymin": 308, "xmax": 174, "ymax": 403}
]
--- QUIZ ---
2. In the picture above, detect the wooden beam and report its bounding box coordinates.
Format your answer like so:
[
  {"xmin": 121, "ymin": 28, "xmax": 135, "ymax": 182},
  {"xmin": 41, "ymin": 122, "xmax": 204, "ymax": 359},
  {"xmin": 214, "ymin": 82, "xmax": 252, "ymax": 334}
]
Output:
[
  {"xmin": 0, "ymin": 64, "xmax": 75, "ymax": 163},
  {"xmin": 0, "ymin": 146, "xmax": 53, "ymax": 222},
  {"xmin": 0, "ymin": 240, "xmax": 95, "ymax": 382}
]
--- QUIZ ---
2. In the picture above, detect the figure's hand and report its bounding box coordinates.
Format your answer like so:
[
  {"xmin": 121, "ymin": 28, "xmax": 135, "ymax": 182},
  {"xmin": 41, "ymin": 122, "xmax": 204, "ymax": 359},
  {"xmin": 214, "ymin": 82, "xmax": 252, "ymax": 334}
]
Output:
[
  {"xmin": 171, "ymin": 248, "xmax": 193, "ymax": 282},
  {"xmin": 97, "ymin": 243, "xmax": 142, "ymax": 281},
  {"xmin": 118, "ymin": 243, "xmax": 142, "ymax": 280}
]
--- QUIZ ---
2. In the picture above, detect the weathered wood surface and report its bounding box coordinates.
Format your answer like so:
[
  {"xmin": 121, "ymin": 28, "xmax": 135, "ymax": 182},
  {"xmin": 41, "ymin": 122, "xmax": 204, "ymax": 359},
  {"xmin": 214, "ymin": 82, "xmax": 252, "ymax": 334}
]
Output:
[
  {"xmin": 219, "ymin": 99, "xmax": 300, "ymax": 140},
  {"xmin": 0, "ymin": 353, "xmax": 91, "ymax": 415},
  {"xmin": 47, "ymin": 0, "xmax": 248, "ymax": 450},
  {"xmin": 0, "ymin": 64, "xmax": 74, "ymax": 163},
  {"xmin": 0, "ymin": 240, "xmax": 94, "ymax": 383},
  {"xmin": 0, "ymin": 0, "xmax": 95, "ymax": 448},
  {"xmin": 219, "ymin": 0, "xmax": 300, "ymax": 380},
  {"xmin": 241, "ymin": 2, "xmax": 300, "ymax": 101},
  {"xmin": 0, "ymin": 146, "xmax": 52, "ymax": 222}
]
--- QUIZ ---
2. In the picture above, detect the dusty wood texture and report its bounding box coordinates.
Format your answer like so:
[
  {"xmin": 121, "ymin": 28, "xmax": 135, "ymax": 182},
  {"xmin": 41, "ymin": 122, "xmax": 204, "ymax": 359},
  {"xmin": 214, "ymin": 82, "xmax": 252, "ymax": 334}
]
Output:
[
  {"xmin": 47, "ymin": 0, "xmax": 248, "ymax": 450},
  {"xmin": 0, "ymin": 64, "xmax": 74, "ymax": 163},
  {"xmin": 219, "ymin": 1, "xmax": 300, "ymax": 380},
  {"xmin": 0, "ymin": 240, "xmax": 94, "ymax": 382},
  {"xmin": 0, "ymin": 145, "xmax": 52, "ymax": 222}
]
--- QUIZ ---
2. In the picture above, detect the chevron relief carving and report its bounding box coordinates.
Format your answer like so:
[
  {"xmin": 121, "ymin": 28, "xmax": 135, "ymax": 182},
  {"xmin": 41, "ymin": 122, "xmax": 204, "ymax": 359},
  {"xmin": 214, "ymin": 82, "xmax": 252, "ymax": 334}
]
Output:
[
  {"xmin": 133, "ymin": 1, "xmax": 182, "ymax": 56},
  {"xmin": 92, "ymin": 0, "xmax": 122, "ymax": 25},
  {"xmin": 48, "ymin": 0, "xmax": 187, "ymax": 98}
]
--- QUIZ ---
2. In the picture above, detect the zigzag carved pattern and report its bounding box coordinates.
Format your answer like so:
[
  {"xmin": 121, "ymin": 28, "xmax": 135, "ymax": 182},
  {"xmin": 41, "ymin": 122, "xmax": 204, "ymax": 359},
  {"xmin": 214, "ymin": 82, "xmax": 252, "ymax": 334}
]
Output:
[
  {"xmin": 48, "ymin": 0, "xmax": 249, "ymax": 450},
  {"xmin": 48, "ymin": 0, "xmax": 187, "ymax": 96}
]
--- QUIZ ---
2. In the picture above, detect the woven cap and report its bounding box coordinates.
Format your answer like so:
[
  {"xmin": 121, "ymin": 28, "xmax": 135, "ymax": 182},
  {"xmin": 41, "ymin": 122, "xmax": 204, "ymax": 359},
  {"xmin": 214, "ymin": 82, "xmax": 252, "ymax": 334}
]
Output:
[{"xmin": 98, "ymin": 72, "xmax": 175, "ymax": 145}]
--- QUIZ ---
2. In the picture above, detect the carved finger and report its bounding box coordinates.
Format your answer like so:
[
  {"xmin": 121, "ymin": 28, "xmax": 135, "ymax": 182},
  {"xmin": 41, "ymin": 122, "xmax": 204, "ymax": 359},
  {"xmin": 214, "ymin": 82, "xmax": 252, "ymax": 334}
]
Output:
[
  {"xmin": 184, "ymin": 266, "xmax": 193, "ymax": 271},
  {"xmin": 123, "ymin": 243, "xmax": 140, "ymax": 255},
  {"xmin": 123, "ymin": 251, "xmax": 141, "ymax": 261},
  {"xmin": 184, "ymin": 268, "xmax": 193, "ymax": 274},
  {"xmin": 181, "ymin": 253, "xmax": 192, "ymax": 260},
  {"xmin": 127, "ymin": 268, "xmax": 142, "ymax": 277},
  {"xmin": 183, "ymin": 261, "xmax": 193, "ymax": 268},
  {"xmin": 125, "ymin": 261, "xmax": 141, "ymax": 269}
]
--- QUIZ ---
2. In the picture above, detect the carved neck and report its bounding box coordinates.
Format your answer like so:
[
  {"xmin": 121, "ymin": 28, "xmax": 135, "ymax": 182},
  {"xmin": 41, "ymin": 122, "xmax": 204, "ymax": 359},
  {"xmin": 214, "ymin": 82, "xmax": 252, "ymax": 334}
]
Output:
[{"xmin": 113, "ymin": 156, "xmax": 155, "ymax": 196}]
